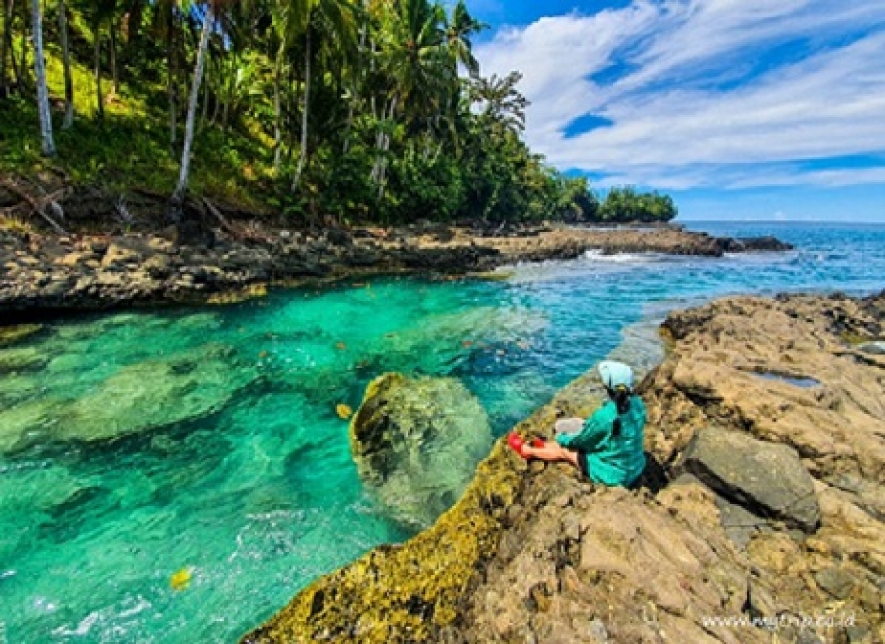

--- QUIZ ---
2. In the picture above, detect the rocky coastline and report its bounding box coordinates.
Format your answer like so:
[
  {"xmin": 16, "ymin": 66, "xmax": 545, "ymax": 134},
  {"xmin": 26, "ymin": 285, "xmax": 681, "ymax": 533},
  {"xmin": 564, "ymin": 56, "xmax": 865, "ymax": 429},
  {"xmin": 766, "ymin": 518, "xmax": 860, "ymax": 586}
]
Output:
[
  {"xmin": 242, "ymin": 291, "xmax": 885, "ymax": 644},
  {"xmin": 0, "ymin": 223, "xmax": 791, "ymax": 321}
]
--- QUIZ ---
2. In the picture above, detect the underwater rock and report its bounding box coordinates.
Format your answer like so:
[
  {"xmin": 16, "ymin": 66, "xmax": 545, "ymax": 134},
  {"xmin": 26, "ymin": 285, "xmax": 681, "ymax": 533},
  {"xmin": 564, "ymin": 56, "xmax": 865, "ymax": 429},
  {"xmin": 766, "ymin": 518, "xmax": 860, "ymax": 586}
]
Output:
[
  {"xmin": 0, "ymin": 344, "xmax": 49, "ymax": 373},
  {"xmin": 0, "ymin": 324, "xmax": 43, "ymax": 347},
  {"xmin": 365, "ymin": 307, "xmax": 547, "ymax": 375},
  {"xmin": 350, "ymin": 373, "xmax": 493, "ymax": 529},
  {"xmin": 0, "ymin": 343, "xmax": 256, "ymax": 449},
  {"xmin": 57, "ymin": 343, "xmax": 256, "ymax": 442}
]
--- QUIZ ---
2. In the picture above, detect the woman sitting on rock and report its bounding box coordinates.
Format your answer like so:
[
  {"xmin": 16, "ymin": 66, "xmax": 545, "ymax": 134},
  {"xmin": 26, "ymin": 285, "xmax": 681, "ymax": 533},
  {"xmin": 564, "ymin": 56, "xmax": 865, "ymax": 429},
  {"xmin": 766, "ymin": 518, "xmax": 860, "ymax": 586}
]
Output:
[{"xmin": 508, "ymin": 360, "xmax": 647, "ymax": 488}]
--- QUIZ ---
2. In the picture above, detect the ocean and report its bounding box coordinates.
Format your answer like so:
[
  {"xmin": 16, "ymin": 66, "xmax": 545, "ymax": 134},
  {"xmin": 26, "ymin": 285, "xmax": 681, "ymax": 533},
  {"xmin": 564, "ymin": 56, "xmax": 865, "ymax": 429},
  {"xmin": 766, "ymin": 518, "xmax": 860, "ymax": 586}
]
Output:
[{"xmin": 0, "ymin": 221, "xmax": 883, "ymax": 642}]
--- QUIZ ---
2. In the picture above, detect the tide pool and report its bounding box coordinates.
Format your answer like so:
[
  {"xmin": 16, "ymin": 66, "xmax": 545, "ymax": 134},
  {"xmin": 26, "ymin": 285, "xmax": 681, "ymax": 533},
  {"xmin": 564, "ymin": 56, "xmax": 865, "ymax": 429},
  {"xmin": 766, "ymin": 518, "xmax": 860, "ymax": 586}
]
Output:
[{"xmin": 1, "ymin": 221, "xmax": 883, "ymax": 642}]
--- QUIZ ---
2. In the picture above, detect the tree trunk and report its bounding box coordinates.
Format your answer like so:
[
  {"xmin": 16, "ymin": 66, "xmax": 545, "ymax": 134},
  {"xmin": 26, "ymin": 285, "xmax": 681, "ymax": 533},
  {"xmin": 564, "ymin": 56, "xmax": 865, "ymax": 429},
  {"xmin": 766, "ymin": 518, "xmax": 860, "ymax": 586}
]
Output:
[
  {"xmin": 170, "ymin": 3, "xmax": 213, "ymax": 217},
  {"xmin": 292, "ymin": 27, "xmax": 311, "ymax": 190},
  {"xmin": 58, "ymin": 0, "xmax": 73, "ymax": 128},
  {"xmin": 109, "ymin": 18, "xmax": 118, "ymax": 96},
  {"xmin": 343, "ymin": 19, "xmax": 367, "ymax": 154},
  {"xmin": 272, "ymin": 49, "xmax": 283, "ymax": 175},
  {"xmin": 19, "ymin": 0, "xmax": 28, "ymax": 88},
  {"xmin": 93, "ymin": 21, "xmax": 104, "ymax": 120},
  {"xmin": 30, "ymin": 0, "xmax": 54, "ymax": 155},
  {"xmin": 199, "ymin": 59, "xmax": 210, "ymax": 132},
  {"xmin": 287, "ymin": 64, "xmax": 299, "ymax": 163},
  {"xmin": 1, "ymin": 0, "xmax": 13, "ymax": 92},
  {"xmin": 167, "ymin": 3, "xmax": 177, "ymax": 147},
  {"xmin": 374, "ymin": 95, "xmax": 397, "ymax": 198},
  {"xmin": 210, "ymin": 86, "xmax": 220, "ymax": 125}
]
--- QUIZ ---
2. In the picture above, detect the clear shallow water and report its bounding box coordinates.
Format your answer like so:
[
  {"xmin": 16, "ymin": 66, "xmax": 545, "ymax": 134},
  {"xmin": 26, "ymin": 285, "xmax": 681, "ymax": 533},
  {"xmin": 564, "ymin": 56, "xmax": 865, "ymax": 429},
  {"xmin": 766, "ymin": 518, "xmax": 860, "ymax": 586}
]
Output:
[{"xmin": 1, "ymin": 221, "xmax": 883, "ymax": 642}]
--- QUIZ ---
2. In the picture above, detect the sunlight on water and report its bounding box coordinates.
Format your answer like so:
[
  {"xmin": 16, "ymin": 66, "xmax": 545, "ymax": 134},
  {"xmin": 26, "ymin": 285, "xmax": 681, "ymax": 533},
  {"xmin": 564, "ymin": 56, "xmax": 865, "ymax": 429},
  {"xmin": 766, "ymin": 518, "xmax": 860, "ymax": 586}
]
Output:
[{"xmin": 0, "ymin": 222, "xmax": 883, "ymax": 642}]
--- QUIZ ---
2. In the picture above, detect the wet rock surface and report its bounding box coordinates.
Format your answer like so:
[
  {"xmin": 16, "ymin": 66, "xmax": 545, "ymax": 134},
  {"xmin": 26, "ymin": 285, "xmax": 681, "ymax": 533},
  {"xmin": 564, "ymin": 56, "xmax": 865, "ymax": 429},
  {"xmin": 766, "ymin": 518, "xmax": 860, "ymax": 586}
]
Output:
[
  {"xmin": 1, "ymin": 224, "xmax": 791, "ymax": 318},
  {"xmin": 243, "ymin": 291, "xmax": 884, "ymax": 644}
]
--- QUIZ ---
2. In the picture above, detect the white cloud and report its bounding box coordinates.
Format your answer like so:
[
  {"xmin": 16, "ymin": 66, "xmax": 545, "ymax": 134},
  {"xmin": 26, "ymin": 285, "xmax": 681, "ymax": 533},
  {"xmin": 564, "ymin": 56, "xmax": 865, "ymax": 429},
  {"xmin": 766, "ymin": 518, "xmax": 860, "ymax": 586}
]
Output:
[{"xmin": 474, "ymin": 0, "xmax": 885, "ymax": 189}]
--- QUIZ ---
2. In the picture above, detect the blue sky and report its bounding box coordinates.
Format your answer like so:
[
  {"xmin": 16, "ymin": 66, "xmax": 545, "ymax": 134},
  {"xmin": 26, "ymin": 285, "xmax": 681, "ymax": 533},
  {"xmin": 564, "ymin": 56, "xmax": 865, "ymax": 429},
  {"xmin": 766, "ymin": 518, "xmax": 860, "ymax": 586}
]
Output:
[{"xmin": 469, "ymin": 0, "xmax": 885, "ymax": 221}]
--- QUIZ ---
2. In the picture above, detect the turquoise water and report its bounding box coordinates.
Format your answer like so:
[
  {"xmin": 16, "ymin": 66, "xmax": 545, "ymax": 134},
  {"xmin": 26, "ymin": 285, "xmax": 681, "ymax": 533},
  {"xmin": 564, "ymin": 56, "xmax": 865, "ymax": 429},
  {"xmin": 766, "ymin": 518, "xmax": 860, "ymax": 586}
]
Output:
[{"xmin": 1, "ymin": 221, "xmax": 883, "ymax": 642}]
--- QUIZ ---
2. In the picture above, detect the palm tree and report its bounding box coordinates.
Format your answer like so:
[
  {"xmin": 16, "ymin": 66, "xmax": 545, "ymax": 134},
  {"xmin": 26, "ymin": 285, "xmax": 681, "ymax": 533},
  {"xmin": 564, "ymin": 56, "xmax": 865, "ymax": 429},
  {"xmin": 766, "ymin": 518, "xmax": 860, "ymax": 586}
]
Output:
[
  {"xmin": 292, "ymin": 0, "xmax": 358, "ymax": 189},
  {"xmin": 170, "ymin": 0, "xmax": 215, "ymax": 218},
  {"xmin": 468, "ymin": 70, "xmax": 528, "ymax": 134},
  {"xmin": 444, "ymin": 0, "xmax": 483, "ymax": 78},
  {"xmin": 368, "ymin": 0, "xmax": 451, "ymax": 194},
  {"xmin": 30, "ymin": 0, "xmax": 54, "ymax": 155}
]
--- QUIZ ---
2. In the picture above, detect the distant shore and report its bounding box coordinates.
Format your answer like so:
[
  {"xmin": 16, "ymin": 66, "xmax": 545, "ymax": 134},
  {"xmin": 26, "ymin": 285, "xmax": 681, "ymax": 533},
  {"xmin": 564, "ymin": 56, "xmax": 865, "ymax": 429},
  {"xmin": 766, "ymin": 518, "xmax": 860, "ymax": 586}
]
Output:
[{"xmin": 0, "ymin": 222, "xmax": 791, "ymax": 321}]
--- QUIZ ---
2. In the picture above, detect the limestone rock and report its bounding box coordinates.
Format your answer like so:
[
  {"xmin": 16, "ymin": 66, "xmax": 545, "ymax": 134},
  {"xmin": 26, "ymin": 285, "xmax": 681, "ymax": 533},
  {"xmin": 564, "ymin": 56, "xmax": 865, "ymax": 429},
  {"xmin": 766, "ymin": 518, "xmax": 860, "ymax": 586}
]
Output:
[
  {"xmin": 678, "ymin": 426, "xmax": 821, "ymax": 532},
  {"xmin": 350, "ymin": 373, "xmax": 493, "ymax": 529}
]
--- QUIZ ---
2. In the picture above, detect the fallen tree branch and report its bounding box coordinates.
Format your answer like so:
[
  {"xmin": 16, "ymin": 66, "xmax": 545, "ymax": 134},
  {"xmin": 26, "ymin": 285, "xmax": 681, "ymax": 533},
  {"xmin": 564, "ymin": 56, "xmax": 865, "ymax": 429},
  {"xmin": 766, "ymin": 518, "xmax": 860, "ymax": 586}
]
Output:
[
  {"xmin": 0, "ymin": 178, "xmax": 69, "ymax": 234},
  {"xmin": 202, "ymin": 197, "xmax": 239, "ymax": 237}
]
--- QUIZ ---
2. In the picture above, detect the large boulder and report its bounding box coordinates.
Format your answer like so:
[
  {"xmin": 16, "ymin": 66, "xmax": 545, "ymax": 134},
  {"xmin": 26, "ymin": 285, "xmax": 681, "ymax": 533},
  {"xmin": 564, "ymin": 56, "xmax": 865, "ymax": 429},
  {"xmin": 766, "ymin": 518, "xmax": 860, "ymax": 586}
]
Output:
[
  {"xmin": 350, "ymin": 373, "xmax": 493, "ymax": 529},
  {"xmin": 677, "ymin": 426, "xmax": 821, "ymax": 533}
]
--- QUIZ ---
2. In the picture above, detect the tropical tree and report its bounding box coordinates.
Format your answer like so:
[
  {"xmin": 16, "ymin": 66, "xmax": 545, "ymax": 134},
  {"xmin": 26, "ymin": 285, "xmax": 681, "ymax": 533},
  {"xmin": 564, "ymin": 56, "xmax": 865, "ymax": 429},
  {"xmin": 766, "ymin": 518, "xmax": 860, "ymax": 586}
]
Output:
[
  {"xmin": 369, "ymin": 0, "xmax": 450, "ymax": 195},
  {"xmin": 292, "ymin": 0, "xmax": 358, "ymax": 189},
  {"xmin": 468, "ymin": 70, "xmax": 528, "ymax": 134},
  {"xmin": 170, "ymin": 0, "xmax": 216, "ymax": 217},
  {"xmin": 1, "ymin": 0, "xmax": 16, "ymax": 93},
  {"xmin": 30, "ymin": 0, "xmax": 54, "ymax": 155}
]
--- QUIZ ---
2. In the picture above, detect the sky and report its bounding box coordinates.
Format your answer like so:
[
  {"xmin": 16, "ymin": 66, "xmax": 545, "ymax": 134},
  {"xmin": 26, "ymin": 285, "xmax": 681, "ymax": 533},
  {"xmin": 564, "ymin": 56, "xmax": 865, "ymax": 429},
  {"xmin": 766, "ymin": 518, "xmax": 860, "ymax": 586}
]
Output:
[{"xmin": 469, "ymin": 0, "xmax": 885, "ymax": 221}]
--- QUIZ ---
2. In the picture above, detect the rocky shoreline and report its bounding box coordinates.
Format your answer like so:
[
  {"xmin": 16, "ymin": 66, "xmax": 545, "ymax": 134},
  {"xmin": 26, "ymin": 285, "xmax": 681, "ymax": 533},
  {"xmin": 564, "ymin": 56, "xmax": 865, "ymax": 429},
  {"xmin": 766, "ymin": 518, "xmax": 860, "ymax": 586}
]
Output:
[
  {"xmin": 0, "ymin": 223, "xmax": 791, "ymax": 321},
  {"xmin": 242, "ymin": 291, "xmax": 884, "ymax": 644}
]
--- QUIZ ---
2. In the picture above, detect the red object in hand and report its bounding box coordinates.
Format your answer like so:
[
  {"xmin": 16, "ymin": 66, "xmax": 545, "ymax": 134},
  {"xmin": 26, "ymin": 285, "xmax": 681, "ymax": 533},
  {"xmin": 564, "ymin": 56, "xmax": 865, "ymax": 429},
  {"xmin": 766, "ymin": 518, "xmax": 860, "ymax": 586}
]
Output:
[
  {"xmin": 507, "ymin": 432, "xmax": 529, "ymax": 459},
  {"xmin": 530, "ymin": 438, "xmax": 545, "ymax": 448}
]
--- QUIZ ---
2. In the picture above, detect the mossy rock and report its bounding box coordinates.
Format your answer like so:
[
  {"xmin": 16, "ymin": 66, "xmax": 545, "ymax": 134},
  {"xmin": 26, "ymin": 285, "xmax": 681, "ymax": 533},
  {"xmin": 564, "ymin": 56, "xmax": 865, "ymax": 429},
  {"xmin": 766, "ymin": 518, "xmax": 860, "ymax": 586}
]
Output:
[
  {"xmin": 350, "ymin": 373, "xmax": 493, "ymax": 529},
  {"xmin": 0, "ymin": 324, "xmax": 44, "ymax": 347},
  {"xmin": 0, "ymin": 344, "xmax": 49, "ymax": 373},
  {"xmin": 241, "ymin": 440, "xmax": 521, "ymax": 644}
]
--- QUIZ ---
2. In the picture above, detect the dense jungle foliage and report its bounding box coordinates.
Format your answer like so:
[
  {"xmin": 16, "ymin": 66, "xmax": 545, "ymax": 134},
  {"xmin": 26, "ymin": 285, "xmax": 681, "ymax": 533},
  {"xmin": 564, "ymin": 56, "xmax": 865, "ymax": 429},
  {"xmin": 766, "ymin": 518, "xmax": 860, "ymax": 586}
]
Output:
[{"xmin": 0, "ymin": 0, "xmax": 677, "ymax": 225}]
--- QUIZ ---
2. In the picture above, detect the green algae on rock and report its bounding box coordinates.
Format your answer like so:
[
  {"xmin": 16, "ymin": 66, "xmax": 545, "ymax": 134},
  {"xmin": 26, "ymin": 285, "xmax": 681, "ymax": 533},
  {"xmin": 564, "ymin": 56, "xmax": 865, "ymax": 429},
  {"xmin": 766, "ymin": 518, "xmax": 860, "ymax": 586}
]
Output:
[
  {"xmin": 58, "ymin": 343, "xmax": 257, "ymax": 442},
  {"xmin": 0, "ymin": 324, "xmax": 44, "ymax": 347},
  {"xmin": 350, "ymin": 373, "xmax": 493, "ymax": 529},
  {"xmin": 0, "ymin": 342, "xmax": 257, "ymax": 450},
  {"xmin": 0, "ymin": 344, "xmax": 49, "ymax": 373},
  {"xmin": 241, "ymin": 440, "xmax": 522, "ymax": 644}
]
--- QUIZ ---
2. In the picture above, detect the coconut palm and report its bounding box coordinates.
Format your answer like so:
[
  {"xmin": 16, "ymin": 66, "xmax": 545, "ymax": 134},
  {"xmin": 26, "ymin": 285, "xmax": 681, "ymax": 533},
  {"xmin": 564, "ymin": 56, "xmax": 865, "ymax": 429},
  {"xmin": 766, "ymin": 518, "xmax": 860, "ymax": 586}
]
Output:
[
  {"xmin": 170, "ymin": 0, "xmax": 216, "ymax": 217},
  {"xmin": 444, "ymin": 0, "xmax": 484, "ymax": 78},
  {"xmin": 368, "ymin": 0, "xmax": 451, "ymax": 194},
  {"xmin": 292, "ymin": 0, "xmax": 358, "ymax": 189}
]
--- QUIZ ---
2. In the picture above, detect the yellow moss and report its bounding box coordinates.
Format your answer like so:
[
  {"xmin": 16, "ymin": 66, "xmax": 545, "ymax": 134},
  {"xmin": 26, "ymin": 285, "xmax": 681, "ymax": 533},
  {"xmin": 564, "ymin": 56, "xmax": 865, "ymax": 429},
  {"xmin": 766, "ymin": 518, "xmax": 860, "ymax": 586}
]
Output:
[
  {"xmin": 206, "ymin": 283, "xmax": 268, "ymax": 305},
  {"xmin": 467, "ymin": 270, "xmax": 514, "ymax": 281},
  {"xmin": 839, "ymin": 331, "xmax": 875, "ymax": 346},
  {"xmin": 241, "ymin": 364, "xmax": 619, "ymax": 643},
  {"xmin": 241, "ymin": 438, "xmax": 520, "ymax": 644}
]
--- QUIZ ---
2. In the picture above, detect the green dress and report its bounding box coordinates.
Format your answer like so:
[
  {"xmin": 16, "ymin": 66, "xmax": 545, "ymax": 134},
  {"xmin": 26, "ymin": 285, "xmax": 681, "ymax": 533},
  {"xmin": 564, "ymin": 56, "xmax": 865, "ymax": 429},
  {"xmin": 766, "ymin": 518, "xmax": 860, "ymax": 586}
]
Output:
[{"xmin": 556, "ymin": 396, "xmax": 647, "ymax": 487}]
